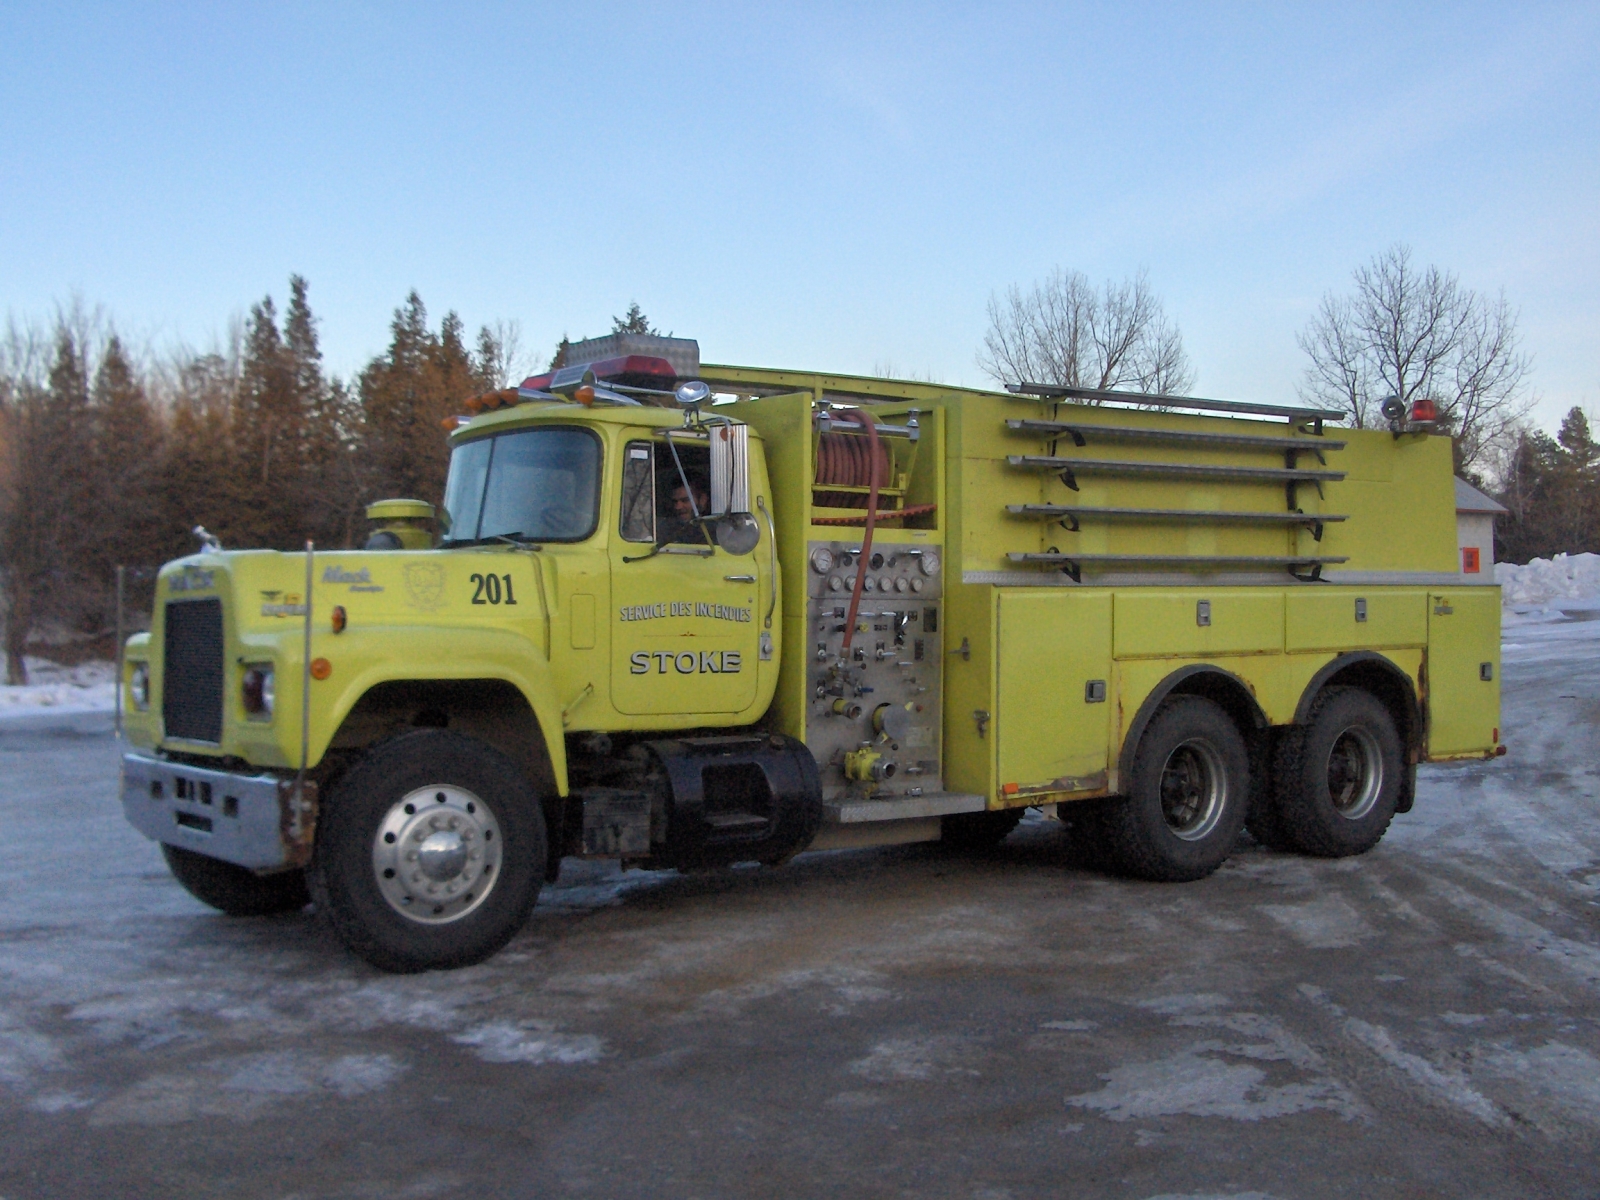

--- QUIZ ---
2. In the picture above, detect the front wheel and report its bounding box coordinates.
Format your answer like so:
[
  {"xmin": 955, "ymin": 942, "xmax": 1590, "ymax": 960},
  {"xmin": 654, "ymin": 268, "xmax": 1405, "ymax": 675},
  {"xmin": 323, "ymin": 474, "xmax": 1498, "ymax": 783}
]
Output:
[
  {"xmin": 1100, "ymin": 695, "xmax": 1249, "ymax": 882},
  {"xmin": 309, "ymin": 730, "xmax": 546, "ymax": 973},
  {"xmin": 162, "ymin": 844, "xmax": 309, "ymax": 915}
]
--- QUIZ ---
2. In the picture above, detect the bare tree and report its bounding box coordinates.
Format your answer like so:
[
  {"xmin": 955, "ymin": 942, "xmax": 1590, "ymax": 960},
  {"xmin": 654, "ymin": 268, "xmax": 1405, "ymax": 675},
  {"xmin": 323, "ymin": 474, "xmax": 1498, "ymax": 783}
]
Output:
[
  {"xmin": 978, "ymin": 268, "xmax": 1195, "ymax": 396},
  {"xmin": 476, "ymin": 319, "xmax": 531, "ymax": 389},
  {"xmin": 1297, "ymin": 244, "xmax": 1532, "ymax": 472}
]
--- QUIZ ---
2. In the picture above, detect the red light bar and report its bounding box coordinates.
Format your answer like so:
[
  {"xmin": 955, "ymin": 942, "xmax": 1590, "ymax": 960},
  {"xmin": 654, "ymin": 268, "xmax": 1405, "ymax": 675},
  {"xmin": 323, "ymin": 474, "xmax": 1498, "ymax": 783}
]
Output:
[{"xmin": 520, "ymin": 355, "xmax": 678, "ymax": 395}]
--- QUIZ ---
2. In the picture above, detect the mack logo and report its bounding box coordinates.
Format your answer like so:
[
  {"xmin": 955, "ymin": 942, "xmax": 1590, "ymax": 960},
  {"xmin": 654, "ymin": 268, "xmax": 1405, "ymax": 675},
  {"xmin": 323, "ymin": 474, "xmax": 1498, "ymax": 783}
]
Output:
[
  {"xmin": 322, "ymin": 564, "xmax": 383, "ymax": 593},
  {"xmin": 170, "ymin": 567, "xmax": 215, "ymax": 592},
  {"xmin": 629, "ymin": 650, "xmax": 743, "ymax": 675}
]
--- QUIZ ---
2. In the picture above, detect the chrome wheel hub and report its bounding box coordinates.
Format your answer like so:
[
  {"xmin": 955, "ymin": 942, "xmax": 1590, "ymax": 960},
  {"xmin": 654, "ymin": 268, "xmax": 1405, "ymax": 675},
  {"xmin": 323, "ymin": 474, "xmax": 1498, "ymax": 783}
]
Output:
[
  {"xmin": 1327, "ymin": 726, "xmax": 1383, "ymax": 821},
  {"xmin": 372, "ymin": 785, "xmax": 501, "ymax": 924},
  {"xmin": 1159, "ymin": 738, "xmax": 1227, "ymax": 841}
]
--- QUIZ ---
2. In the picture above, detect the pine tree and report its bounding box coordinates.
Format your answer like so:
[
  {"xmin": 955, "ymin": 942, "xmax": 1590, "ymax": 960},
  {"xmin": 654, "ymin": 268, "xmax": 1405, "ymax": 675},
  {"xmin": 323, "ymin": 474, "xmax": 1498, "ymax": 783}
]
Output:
[
  {"xmin": 0, "ymin": 328, "xmax": 96, "ymax": 680},
  {"xmin": 157, "ymin": 350, "xmax": 243, "ymax": 561},
  {"xmin": 612, "ymin": 303, "xmax": 658, "ymax": 336},
  {"xmin": 358, "ymin": 293, "xmax": 487, "ymax": 508},
  {"xmin": 90, "ymin": 336, "xmax": 164, "ymax": 618}
]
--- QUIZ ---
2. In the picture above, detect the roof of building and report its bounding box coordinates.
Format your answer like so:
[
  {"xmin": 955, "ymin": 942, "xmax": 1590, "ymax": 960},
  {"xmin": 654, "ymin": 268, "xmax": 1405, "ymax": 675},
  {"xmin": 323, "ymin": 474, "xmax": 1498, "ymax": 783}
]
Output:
[{"xmin": 1455, "ymin": 477, "xmax": 1509, "ymax": 515}]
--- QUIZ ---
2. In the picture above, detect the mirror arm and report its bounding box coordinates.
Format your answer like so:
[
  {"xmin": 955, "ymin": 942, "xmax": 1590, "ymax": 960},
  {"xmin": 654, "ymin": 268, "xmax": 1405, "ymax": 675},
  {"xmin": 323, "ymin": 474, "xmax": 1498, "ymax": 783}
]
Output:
[{"xmin": 661, "ymin": 430, "xmax": 704, "ymax": 522}]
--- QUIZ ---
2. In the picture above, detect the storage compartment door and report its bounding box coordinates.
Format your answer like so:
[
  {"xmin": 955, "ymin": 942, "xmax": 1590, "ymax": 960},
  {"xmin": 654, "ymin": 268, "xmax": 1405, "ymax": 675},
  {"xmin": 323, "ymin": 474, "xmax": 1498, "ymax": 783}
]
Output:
[
  {"xmin": 996, "ymin": 591, "xmax": 1112, "ymax": 791},
  {"xmin": 1426, "ymin": 589, "xmax": 1501, "ymax": 756}
]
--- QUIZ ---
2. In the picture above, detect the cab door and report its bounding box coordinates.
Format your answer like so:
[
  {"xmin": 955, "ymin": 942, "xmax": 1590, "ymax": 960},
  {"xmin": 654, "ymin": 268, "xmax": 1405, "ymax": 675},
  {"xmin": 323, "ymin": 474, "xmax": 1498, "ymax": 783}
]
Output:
[{"xmin": 609, "ymin": 434, "xmax": 762, "ymax": 717}]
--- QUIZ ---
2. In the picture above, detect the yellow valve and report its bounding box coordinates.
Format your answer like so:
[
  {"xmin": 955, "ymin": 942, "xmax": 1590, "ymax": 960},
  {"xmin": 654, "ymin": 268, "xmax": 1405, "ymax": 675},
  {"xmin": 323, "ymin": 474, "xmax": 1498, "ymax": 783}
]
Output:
[{"xmin": 844, "ymin": 747, "xmax": 882, "ymax": 782}]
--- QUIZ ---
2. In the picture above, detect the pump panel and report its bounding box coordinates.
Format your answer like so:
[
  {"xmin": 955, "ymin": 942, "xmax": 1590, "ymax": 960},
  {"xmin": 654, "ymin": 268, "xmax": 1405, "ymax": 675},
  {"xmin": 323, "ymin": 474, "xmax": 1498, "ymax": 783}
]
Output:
[{"xmin": 802, "ymin": 540, "xmax": 944, "ymax": 800}]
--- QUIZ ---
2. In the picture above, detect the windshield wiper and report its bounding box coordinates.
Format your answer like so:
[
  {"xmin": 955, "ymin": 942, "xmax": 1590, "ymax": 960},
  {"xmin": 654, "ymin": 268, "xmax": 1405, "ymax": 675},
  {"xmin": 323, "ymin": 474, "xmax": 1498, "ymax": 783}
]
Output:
[{"xmin": 439, "ymin": 532, "xmax": 538, "ymax": 549}]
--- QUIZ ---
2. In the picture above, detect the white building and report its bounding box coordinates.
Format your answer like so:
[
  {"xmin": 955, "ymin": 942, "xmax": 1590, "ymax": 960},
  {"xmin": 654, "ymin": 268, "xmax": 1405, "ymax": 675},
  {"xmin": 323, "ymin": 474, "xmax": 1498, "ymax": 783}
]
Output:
[{"xmin": 1455, "ymin": 477, "xmax": 1508, "ymax": 575}]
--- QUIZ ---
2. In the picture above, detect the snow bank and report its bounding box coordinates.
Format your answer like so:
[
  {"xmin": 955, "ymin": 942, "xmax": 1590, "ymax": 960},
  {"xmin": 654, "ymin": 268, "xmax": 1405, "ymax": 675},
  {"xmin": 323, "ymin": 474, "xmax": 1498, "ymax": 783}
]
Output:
[
  {"xmin": 1495, "ymin": 552, "xmax": 1600, "ymax": 607},
  {"xmin": 1496, "ymin": 552, "xmax": 1600, "ymax": 640},
  {"xmin": 0, "ymin": 658, "xmax": 117, "ymax": 718}
]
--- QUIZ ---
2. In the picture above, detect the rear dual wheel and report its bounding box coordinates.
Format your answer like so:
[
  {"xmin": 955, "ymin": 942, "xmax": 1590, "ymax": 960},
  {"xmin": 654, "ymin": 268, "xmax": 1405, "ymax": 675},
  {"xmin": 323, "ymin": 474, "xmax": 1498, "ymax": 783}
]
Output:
[
  {"xmin": 1100, "ymin": 695, "xmax": 1249, "ymax": 882},
  {"xmin": 1271, "ymin": 687, "xmax": 1401, "ymax": 858},
  {"xmin": 941, "ymin": 807, "xmax": 1025, "ymax": 851}
]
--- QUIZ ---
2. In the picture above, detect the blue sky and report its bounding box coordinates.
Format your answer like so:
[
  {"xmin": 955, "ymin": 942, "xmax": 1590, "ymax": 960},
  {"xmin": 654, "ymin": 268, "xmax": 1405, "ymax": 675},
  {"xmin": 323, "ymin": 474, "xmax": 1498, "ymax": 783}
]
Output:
[{"xmin": 2, "ymin": 2, "xmax": 1596, "ymax": 431}]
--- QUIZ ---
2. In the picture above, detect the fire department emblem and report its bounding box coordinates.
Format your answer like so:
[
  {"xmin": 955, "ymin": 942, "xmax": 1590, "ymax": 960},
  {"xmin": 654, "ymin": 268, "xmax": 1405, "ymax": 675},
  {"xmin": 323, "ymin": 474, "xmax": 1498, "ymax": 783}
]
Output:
[{"xmin": 402, "ymin": 562, "xmax": 446, "ymax": 611}]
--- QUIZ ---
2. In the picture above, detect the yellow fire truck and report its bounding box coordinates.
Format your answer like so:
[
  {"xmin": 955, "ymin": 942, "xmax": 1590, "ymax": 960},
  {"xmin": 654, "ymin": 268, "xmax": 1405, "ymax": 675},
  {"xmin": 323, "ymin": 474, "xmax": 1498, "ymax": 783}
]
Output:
[{"xmin": 119, "ymin": 335, "xmax": 1502, "ymax": 972}]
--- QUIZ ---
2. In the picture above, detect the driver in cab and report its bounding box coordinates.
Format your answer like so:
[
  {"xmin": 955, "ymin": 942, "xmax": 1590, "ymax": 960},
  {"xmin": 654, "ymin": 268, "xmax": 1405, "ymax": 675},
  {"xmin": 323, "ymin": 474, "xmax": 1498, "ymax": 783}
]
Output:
[{"xmin": 663, "ymin": 474, "xmax": 710, "ymax": 544}]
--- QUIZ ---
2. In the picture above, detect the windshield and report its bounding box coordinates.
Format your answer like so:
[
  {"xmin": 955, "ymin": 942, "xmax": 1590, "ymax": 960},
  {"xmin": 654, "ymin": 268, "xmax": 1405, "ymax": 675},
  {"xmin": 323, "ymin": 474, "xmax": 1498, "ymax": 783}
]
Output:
[{"xmin": 441, "ymin": 426, "xmax": 602, "ymax": 544}]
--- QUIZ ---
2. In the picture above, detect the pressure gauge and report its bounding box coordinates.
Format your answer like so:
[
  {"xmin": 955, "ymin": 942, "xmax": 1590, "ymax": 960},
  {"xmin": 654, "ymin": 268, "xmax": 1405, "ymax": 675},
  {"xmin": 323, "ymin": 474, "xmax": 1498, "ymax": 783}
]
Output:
[
  {"xmin": 827, "ymin": 575, "xmax": 843, "ymax": 592},
  {"xmin": 919, "ymin": 551, "xmax": 941, "ymax": 577},
  {"xmin": 810, "ymin": 547, "xmax": 834, "ymax": 574}
]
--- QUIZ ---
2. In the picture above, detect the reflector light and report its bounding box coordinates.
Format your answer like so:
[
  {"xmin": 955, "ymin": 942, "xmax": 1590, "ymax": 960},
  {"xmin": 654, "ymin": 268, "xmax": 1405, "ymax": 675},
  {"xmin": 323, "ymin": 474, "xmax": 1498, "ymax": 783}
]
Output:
[
  {"xmin": 310, "ymin": 658, "xmax": 332, "ymax": 681},
  {"xmin": 575, "ymin": 385, "xmax": 596, "ymax": 406},
  {"xmin": 331, "ymin": 605, "xmax": 347, "ymax": 634}
]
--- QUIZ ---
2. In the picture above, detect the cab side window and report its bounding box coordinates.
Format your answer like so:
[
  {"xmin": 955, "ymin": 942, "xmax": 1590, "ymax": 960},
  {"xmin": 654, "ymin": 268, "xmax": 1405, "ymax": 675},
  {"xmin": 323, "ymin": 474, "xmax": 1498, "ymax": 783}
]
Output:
[
  {"xmin": 619, "ymin": 438, "xmax": 713, "ymax": 545},
  {"xmin": 620, "ymin": 441, "xmax": 656, "ymax": 542}
]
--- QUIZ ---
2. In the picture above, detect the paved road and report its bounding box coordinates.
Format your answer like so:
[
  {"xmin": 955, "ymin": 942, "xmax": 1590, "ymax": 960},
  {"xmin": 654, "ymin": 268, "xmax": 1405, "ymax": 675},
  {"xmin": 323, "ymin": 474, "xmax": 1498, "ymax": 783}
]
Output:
[{"xmin": 2, "ymin": 626, "xmax": 1599, "ymax": 1199}]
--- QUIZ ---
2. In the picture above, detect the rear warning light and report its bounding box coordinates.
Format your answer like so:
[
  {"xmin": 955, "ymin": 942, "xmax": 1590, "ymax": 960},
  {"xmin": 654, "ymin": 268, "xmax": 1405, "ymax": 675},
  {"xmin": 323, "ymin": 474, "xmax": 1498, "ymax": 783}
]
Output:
[
  {"xmin": 520, "ymin": 355, "xmax": 678, "ymax": 394},
  {"xmin": 1408, "ymin": 397, "xmax": 1439, "ymax": 424}
]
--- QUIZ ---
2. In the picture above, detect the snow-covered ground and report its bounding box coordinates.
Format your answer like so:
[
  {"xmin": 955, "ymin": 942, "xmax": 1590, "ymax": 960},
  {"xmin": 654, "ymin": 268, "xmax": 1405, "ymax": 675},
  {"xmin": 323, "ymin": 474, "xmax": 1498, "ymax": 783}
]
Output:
[
  {"xmin": 0, "ymin": 657, "xmax": 116, "ymax": 718},
  {"xmin": 4, "ymin": 563, "xmax": 1600, "ymax": 1195}
]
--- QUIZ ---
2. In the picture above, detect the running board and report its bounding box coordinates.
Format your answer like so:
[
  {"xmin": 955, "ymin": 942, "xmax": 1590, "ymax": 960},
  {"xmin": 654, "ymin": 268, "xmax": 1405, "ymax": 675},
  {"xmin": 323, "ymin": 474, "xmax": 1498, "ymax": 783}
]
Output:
[{"xmin": 824, "ymin": 791, "xmax": 986, "ymax": 824}]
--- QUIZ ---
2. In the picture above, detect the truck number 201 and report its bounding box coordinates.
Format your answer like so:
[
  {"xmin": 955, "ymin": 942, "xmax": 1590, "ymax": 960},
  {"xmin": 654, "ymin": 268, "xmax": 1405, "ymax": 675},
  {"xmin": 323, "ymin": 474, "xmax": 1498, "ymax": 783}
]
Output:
[{"xmin": 470, "ymin": 573, "xmax": 517, "ymax": 605}]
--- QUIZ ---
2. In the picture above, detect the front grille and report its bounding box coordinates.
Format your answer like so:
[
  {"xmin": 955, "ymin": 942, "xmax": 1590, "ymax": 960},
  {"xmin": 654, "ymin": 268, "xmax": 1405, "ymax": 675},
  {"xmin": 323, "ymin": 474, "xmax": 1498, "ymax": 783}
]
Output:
[{"xmin": 163, "ymin": 599, "xmax": 224, "ymax": 742}]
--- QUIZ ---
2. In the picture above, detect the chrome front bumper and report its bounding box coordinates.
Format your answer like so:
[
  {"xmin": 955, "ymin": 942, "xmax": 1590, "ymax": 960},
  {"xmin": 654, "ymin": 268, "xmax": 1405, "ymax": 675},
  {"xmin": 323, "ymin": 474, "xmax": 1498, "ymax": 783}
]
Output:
[{"xmin": 121, "ymin": 752, "xmax": 318, "ymax": 871}]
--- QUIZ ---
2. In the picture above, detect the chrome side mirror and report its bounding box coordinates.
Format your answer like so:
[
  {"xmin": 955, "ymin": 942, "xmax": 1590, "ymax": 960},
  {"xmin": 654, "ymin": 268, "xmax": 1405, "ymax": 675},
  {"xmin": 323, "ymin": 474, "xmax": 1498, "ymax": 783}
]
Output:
[{"xmin": 713, "ymin": 512, "xmax": 760, "ymax": 556}]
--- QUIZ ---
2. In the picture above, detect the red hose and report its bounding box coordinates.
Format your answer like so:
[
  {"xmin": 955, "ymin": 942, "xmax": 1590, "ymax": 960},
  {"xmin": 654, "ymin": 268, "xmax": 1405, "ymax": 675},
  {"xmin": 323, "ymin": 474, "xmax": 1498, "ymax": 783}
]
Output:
[{"xmin": 837, "ymin": 408, "xmax": 881, "ymax": 656}]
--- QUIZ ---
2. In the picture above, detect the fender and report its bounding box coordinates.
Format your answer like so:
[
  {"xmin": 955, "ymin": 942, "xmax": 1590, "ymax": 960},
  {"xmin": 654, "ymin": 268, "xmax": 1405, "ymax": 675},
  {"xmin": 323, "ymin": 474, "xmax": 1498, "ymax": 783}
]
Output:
[
  {"xmin": 300, "ymin": 625, "xmax": 569, "ymax": 794},
  {"xmin": 1117, "ymin": 664, "xmax": 1269, "ymax": 786},
  {"xmin": 1291, "ymin": 650, "xmax": 1420, "ymax": 729}
]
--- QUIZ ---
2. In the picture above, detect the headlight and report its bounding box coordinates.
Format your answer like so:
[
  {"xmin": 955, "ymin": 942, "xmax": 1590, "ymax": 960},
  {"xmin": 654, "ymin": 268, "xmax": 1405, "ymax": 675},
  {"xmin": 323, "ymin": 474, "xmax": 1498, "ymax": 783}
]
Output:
[
  {"xmin": 242, "ymin": 665, "xmax": 275, "ymax": 718},
  {"xmin": 129, "ymin": 663, "xmax": 150, "ymax": 710}
]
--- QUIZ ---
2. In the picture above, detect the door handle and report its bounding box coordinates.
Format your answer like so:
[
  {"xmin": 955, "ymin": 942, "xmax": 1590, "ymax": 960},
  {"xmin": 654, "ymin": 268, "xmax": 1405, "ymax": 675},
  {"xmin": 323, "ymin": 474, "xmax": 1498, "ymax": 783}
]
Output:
[{"xmin": 724, "ymin": 574, "xmax": 756, "ymax": 583}]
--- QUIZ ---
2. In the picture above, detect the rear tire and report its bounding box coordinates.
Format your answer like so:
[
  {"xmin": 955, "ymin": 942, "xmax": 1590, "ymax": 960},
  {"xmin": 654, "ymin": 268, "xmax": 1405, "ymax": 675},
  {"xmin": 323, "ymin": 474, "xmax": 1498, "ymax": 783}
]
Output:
[
  {"xmin": 1274, "ymin": 687, "xmax": 1401, "ymax": 857},
  {"xmin": 1244, "ymin": 729, "xmax": 1294, "ymax": 850},
  {"xmin": 1101, "ymin": 695, "xmax": 1249, "ymax": 882},
  {"xmin": 309, "ymin": 730, "xmax": 546, "ymax": 973},
  {"xmin": 161, "ymin": 844, "xmax": 309, "ymax": 916},
  {"xmin": 941, "ymin": 807, "xmax": 1025, "ymax": 851}
]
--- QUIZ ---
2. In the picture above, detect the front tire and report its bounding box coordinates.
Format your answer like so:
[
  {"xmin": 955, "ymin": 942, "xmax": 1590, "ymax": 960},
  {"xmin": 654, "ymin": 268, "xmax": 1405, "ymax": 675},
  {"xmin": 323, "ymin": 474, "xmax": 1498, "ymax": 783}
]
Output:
[
  {"xmin": 309, "ymin": 730, "xmax": 546, "ymax": 973},
  {"xmin": 1273, "ymin": 687, "xmax": 1401, "ymax": 857},
  {"xmin": 1101, "ymin": 696, "xmax": 1249, "ymax": 882},
  {"xmin": 161, "ymin": 844, "xmax": 309, "ymax": 916}
]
